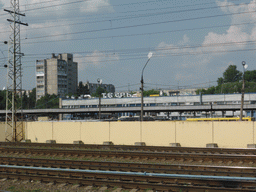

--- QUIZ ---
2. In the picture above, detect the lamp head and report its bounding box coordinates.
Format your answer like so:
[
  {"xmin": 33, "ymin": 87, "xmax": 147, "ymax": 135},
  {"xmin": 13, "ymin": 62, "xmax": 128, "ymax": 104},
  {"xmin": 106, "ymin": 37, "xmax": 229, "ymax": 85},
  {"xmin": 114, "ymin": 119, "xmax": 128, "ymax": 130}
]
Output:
[
  {"xmin": 148, "ymin": 52, "xmax": 153, "ymax": 59},
  {"xmin": 97, "ymin": 78, "xmax": 102, "ymax": 84},
  {"xmin": 242, "ymin": 61, "xmax": 248, "ymax": 69},
  {"xmin": 242, "ymin": 61, "xmax": 246, "ymax": 66}
]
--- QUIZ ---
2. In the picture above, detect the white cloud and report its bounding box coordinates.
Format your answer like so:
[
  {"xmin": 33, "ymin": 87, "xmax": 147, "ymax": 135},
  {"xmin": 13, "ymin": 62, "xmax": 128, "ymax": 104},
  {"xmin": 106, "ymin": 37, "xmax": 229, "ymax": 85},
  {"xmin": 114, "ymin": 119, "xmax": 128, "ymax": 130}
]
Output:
[
  {"xmin": 80, "ymin": 0, "xmax": 114, "ymax": 13},
  {"xmin": 75, "ymin": 50, "xmax": 119, "ymax": 70},
  {"xmin": 27, "ymin": 22, "xmax": 72, "ymax": 40},
  {"xmin": 175, "ymin": 73, "xmax": 196, "ymax": 82},
  {"xmin": 74, "ymin": 53, "xmax": 85, "ymax": 70},
  {"xmin": 179, "ymin": 34, "xmax": 190, "ymax": 45},
  {"xmin": 216, "ymin": 0, "xmax": 256, "ymax": 25},
  {"xmin": 0, "ymin": 0, "xmax": 8, "ymax": 7},
  {"xmin": 156, "ymin": 1, "xmax": 256, "ymax": 68},
  {"xmin": 1, "ymin": 0, "xmax": 115, "ymax": 46},
  {"xmin": 156, "ymin": 41, "xmax": 186, "ymax": 57},
  {"xmin": 2, "ymin": 0, "xmax": 114, "ymax": 18},
  {"xmin": 0, "ymin": 22, "xmax": 10, "ymax": 41},
  {"xmin": 201, "ymin": 26, "xmax": 249, "ymax": 53}
]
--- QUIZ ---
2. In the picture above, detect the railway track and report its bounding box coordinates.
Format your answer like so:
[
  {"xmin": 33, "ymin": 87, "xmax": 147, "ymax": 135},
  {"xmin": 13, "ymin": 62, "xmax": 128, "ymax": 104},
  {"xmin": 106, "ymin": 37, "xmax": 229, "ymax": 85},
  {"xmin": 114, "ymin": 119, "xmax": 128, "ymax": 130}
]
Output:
[
  {"xmin": 1, "ymin": 147, "xmax": 256, "ymax": 165},
  {"xmin": 1, "ymin": 142, "xmax": 256, "ymax": 155},
  {"xmin": 1, "ymin": 156, "xmax": 256, "ymax": 177},
  {"xmin": 1, "ymin": 164, "xmax": 256, "ymax": 191},
  {"xmin": 1, "ymin": 143, "xmax": 256, "ymax": 191}
]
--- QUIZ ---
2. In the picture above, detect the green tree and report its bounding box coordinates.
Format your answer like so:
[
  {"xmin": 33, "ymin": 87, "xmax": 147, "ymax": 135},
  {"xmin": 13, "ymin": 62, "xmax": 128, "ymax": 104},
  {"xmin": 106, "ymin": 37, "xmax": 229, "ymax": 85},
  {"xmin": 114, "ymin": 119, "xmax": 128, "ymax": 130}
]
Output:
[
  {"xmin": 195, "ymin": 87, "xmax": 216, "ymax": 94},
  {"xmin": 21, "ymin": 91, "xmax": 28, "ymax": 109},
  {"xmin": 206, "ymin": 86, "xmax": 216, "ymax": 94},
  {"xmin": 0, "ymin": 90, "xmax": 6, "ymax": 110},
  {"xmin": 217, "ymin": 77, "xmax": 224, "ymax": 86},
  {"xmin": 245, "ymin": 70, "xmax": 256, "ymax": 82},
  {"xmin": 28, "ymin": 88, "xmax": 36, "ymax": 109},
  {"xmin": 77, "ymin": 81, "xmax": 90, "ymax": 95},
  {"xmin": 223, "ymin": 65, "xmax": 242, "ymax": 83},
  {"xmin": 143, "ymin": 89, "xmax": 160, "ymax": 97},
  {"xmin": 91, "ymin": 86, "xmax": 106, "ymax": 97},
  {"xmin": 0, "ymin": 88, "xmax": 38, "ymax": 109},
  {"xmin": 36, "ymin": 94, "xmax": 59, "ymax": 109},
  {"xmin": 195, "ymin": 65, "xmax": 254, "ymax": 94}
]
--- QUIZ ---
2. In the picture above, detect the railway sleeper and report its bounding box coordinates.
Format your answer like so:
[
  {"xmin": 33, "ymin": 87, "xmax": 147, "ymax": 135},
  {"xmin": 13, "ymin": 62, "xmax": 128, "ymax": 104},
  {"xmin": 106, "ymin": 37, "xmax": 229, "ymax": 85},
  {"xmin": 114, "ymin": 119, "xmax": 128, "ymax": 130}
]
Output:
[
  {"xmin": 0, "ymin": 173, "xmax": 248, "ymax": 191},
  {"xmin": 220, "ymin": 181, "xmax": 241, "ymax": 188}
]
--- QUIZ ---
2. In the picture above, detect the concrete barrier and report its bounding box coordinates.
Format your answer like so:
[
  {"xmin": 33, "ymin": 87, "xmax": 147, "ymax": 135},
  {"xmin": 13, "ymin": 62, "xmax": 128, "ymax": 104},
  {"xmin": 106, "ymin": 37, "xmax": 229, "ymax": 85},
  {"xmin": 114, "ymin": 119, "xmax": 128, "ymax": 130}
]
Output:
[{"xmin": 0, "ymin": 121, "xmax": 253, "ymax": 148}]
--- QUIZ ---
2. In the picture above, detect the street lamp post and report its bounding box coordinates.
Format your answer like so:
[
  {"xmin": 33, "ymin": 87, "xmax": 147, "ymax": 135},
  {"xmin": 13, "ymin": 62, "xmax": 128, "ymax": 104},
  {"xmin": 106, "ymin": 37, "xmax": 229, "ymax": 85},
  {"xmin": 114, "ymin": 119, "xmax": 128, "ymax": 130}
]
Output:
[
  {"xmin": 140, "ymin": 52, "xmax": 153, "ymax": 121},
  {"xmin": 97, "ymin": 78, "xmax": 102, "ymax": 120},
  {"xmin": 240, "ymin": 61, "xmax": 248, "ymax": 121}
]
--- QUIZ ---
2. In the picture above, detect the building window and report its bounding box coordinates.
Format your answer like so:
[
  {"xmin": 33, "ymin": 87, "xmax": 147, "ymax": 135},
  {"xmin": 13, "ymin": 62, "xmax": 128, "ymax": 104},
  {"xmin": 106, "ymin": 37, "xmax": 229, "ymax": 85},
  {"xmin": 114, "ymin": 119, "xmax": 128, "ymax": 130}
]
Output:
[
  {"xmin": 36, "ymin": 61, "xmax": 44, "ymax": 65},
  {"xmin": 37, "ymin": 81, "xmax": 44, "ymax": 84},
  {"xmin": 36, "ymin": 71, "xmax": 44, "ymax": 76}
]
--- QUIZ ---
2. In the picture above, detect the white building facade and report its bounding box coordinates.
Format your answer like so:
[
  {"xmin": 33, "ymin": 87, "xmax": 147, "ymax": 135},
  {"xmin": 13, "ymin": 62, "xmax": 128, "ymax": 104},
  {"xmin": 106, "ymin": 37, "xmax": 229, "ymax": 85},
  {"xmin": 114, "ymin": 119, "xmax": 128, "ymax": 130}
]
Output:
[
  {"xmin": 36, "ymin": 53, "xmax": 78, "ymax": 100},
  {"xmin": 60, "ymin": 93, "xmax": 256, "ymax": 120}
]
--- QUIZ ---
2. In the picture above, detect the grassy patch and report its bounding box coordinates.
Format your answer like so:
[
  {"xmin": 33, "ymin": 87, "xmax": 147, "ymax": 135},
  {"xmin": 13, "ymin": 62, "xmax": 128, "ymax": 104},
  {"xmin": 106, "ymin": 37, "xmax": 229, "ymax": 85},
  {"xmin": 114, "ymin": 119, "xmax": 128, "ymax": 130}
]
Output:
[{"xmin": 7, "ymin": 186, "xmax": 15, "ymax": 190}]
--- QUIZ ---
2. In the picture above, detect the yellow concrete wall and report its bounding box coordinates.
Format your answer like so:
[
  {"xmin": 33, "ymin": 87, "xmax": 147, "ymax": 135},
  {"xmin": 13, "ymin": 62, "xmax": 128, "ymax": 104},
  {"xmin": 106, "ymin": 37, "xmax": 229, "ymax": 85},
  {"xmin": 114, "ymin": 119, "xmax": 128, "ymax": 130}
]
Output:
[
  {"xmin": 110, "ymin": 122, "xmax": 140, "ymax": 145},
  {"xmin": 26, "ymin": 122, "xmax": 53, "ymax": 143},
  {"xmin": 52, "ymin": 121, "xmax": 81, "ymax": 143},
  {"xmin": 0, "ymin": 122, "xmax": 26, "ymax": 142},
  {"xmin": 81, "ymin": 122, "xmax": 110, "ymax": 144},
  {"xmin": 0, "ymin": 122, "xmax": 5, "ymax": 142},
  {"xmin": 176, "ymin": 121, "xmax": 213, "ymax": 147},
  {"xmin": 214, "ymin": 122, "xmax": 254, "ymax": 148},
  {"xmin": 18, "ymin": 121, "xmax": 256, "ymax": 148},
  {"xmin": 142, "ymin": 122, "xmax": 176, "ymax": 146}
]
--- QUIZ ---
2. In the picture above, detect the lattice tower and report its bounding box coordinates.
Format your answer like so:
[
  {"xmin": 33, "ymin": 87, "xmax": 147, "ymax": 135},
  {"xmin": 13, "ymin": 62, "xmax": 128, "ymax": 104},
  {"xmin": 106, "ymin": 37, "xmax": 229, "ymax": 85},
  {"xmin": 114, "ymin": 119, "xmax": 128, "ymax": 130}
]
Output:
[{"xmin": 4, "ymin": 0, "xmax": 28, "ymax": 142}]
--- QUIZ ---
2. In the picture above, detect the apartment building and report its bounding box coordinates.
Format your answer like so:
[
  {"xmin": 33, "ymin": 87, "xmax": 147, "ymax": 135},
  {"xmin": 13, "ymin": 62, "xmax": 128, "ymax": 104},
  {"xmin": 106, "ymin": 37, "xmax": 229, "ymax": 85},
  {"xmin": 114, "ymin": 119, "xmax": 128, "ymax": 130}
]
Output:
[
  {"xmin": 83, "ymin": 81, "xmax": 115, "ymax": 95},
  {"xmin": 36, "ymin": 53, "xmax": 78, "ymax": 100}
]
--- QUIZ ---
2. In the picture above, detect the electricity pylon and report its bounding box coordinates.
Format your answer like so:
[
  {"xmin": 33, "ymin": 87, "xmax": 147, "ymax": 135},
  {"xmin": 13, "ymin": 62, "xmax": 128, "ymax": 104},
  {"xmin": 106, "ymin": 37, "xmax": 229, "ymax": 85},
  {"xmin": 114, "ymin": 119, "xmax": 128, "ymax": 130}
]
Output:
[{"xmin": 4, "ymin": 0, "xmax": 28, "ymax": 142}]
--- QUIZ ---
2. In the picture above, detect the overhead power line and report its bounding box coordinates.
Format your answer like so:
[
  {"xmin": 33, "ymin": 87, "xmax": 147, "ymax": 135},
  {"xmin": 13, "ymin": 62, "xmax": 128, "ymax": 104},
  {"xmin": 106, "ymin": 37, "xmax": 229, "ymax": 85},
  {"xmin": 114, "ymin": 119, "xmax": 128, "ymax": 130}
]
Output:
[
  {"xmin": 24, "ymin": 2, "xmax": 249, "ymax": 27},
  {"xmin": 24, "ymin": 10, "xmax": 256, "ymax": 40},
  {"xmin": 5, "ymin": 21, "xmax": 252, "ymax": 46},
  {"xmin": 17, "ymin": 0, "xmax": 247, "ymax": 15},
  {"xmin": 21, "ymin": 0, "xmax": 211, "ymax": 13},
  {"xmin": 3, "ymin": 0, "xmax": 172, "ymax": 13},
  {"xmin": 10, "ymin": 39, "xmax": 256, "ymax": 59},
  {"xmin": 0, "ymin": 0, "xmax": 251, "ymax": 39},
  {"xmin": 16, "ymin": 46, "xmax": 256, "ymax": 68}
]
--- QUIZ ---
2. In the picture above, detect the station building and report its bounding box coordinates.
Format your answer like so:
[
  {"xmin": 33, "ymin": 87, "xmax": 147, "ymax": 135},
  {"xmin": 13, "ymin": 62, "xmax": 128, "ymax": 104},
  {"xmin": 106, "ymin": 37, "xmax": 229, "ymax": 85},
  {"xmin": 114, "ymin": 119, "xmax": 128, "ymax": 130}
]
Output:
[{"xmin": 59, "ymin": 93, "xmax": 256, "ymax": 120}]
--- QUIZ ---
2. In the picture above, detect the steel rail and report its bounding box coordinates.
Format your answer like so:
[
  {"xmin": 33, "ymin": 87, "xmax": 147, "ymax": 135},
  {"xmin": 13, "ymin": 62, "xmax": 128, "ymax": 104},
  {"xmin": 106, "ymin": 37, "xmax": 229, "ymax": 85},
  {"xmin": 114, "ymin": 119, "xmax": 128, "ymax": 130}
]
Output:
[
  {"xmin": 1, "ymin": 156, "xmax": 256, "ymax": 177},
  {"xmin": 1, "ymin": 173, "xmax": 251, "ymax": 192},
  {"xmin": 1, "ymin": 147, "xmax": 256, "ymax": 164},
  {"xmin": 1, "ymin": 142, "xmax": 256, "ymax": 155},
  {"xmin": 1, "ymin": 165, "xmax": 256, "ymax": 191}
]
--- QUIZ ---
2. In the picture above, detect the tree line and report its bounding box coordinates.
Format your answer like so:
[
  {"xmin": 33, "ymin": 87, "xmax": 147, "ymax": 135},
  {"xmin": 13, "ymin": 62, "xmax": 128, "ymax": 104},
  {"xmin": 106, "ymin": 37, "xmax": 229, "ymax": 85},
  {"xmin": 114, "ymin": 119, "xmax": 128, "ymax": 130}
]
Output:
[
  {"xmin": 0, "ymin": 88, "xmax": 59, "ymax": 110},
  {"xmin": 196, "ymin": 65, "xmax": 256, "ymax": 94},
  {"xmin": 0, "ymin": 81, "xmax": 168, "ymax": 110}
]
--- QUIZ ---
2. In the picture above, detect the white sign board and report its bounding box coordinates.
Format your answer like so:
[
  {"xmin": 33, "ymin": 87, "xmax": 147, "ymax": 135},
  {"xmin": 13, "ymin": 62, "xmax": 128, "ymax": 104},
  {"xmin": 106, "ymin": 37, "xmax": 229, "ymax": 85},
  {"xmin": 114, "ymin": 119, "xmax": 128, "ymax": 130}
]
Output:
[{"xmin": 102, "ymin": 92, "xmax": 132, "ymax": 98}]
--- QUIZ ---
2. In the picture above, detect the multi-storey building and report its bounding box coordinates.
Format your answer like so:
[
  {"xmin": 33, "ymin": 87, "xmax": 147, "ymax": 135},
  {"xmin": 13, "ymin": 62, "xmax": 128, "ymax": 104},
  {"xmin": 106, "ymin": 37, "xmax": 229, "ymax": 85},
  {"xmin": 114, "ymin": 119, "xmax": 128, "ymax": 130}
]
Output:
[
  {"xmin": 83, "ymin": 81, "xmax": 115, "ymax": 95},
  {"xmin": 36, "ymin": 53, "xmax": 78, "ymax": 100}
]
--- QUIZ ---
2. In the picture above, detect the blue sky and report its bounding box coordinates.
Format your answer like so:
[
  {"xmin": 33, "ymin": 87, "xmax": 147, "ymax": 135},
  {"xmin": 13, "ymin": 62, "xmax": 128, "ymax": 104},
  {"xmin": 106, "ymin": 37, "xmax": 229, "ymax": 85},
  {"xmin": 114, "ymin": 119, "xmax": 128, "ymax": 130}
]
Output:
[{"xmin": 0, "ymin": 0, "xmax": 255, "ymax": 92}]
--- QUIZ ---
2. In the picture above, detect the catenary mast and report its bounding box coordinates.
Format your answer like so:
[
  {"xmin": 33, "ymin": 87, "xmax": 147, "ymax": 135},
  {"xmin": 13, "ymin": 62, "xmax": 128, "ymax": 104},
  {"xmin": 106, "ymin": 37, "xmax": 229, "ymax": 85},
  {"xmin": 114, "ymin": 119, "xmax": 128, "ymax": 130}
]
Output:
[{"xmin": 4, "ymin": 0, "xmax": 28, "ymax": 142}]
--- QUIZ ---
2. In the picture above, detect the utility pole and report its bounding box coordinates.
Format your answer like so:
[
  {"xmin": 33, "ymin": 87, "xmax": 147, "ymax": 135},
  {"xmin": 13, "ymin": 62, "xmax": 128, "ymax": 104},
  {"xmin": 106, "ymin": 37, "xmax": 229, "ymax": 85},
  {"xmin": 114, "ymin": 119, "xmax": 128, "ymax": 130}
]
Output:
[
  {"xmin": 97, "ymin": 78, "xmax": 102, "ymax": 120},
  {"xmin": 140, "ymin": 52, "xmax": 153, "ymax": 121},
  {"xmin": 240, "ymin": 61, "xmax": 248, "ymax": 121},
  {"xmin": 4, "ymin": 0, "xmax": 28, "ymax": 142}
]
